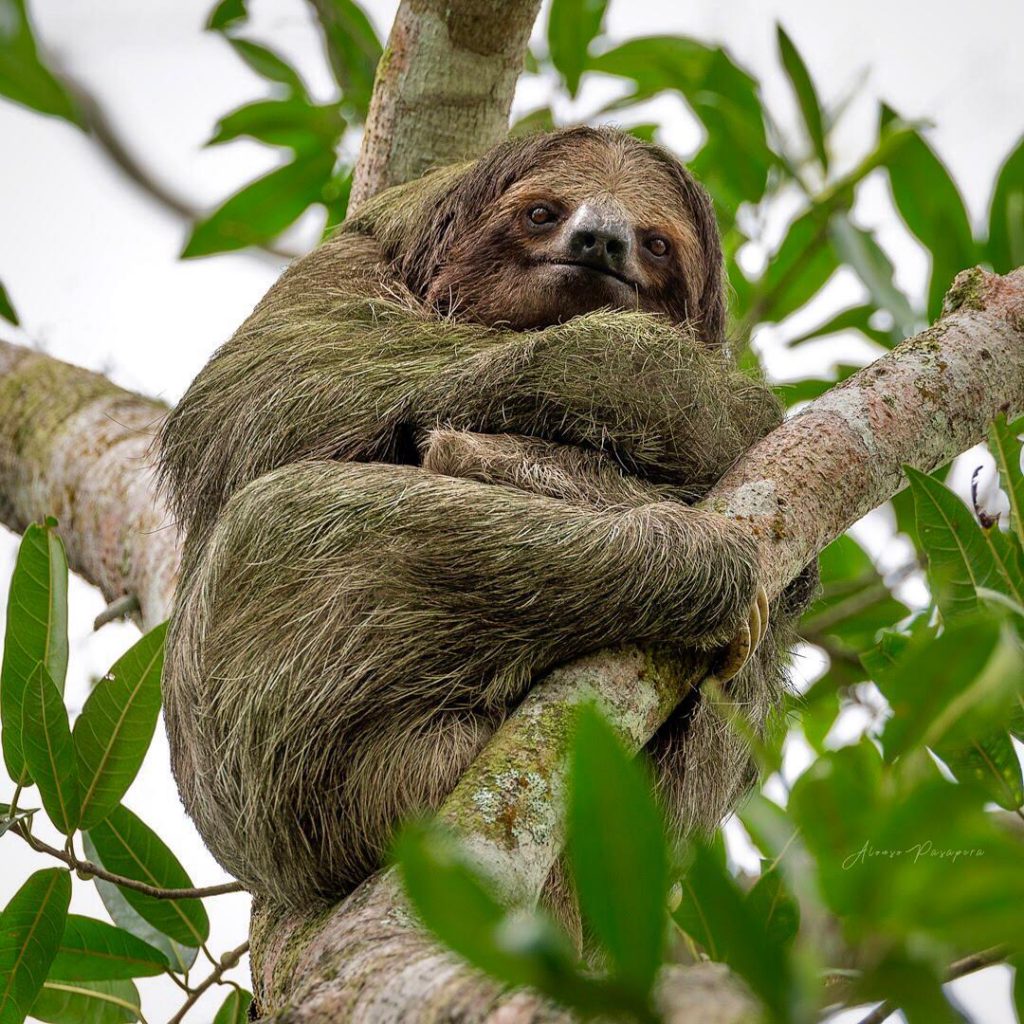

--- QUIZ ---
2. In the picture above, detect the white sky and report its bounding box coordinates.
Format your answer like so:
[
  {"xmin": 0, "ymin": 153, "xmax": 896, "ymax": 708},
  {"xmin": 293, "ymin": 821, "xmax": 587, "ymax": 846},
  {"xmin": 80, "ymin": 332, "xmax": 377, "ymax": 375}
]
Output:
[{"xmin": 0, "ymin": 1, "xmax": 1021, "ymax": 1020}]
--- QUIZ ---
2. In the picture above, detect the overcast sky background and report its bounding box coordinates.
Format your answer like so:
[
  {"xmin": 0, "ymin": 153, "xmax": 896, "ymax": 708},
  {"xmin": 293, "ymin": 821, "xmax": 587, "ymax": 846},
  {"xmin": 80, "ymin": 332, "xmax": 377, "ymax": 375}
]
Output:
[{"xmin": 1, "ymin": 1, "xmax": 1022, "ymax": 1020}]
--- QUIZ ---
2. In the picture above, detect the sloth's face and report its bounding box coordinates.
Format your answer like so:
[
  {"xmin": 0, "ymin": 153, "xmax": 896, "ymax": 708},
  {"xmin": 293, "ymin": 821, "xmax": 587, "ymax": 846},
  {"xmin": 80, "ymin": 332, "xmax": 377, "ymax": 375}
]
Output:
[{"xmin": 426, "ymin": 139, "xmax": 711, "ymax": 331}]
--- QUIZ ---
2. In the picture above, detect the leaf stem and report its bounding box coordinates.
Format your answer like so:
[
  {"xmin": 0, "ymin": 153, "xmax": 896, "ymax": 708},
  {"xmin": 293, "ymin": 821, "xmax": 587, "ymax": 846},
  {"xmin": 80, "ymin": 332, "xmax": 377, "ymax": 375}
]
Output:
[{"xmin": 11, "ymin": 824, "xmax": 243, "ymax": 900}]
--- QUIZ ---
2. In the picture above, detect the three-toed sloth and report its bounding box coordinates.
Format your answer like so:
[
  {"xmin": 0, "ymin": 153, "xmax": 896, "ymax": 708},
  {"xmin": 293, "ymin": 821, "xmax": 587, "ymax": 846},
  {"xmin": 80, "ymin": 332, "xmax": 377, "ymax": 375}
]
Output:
[{"xmin": 160, "ymin": 127, "xmax": 814, "ymax": 917}]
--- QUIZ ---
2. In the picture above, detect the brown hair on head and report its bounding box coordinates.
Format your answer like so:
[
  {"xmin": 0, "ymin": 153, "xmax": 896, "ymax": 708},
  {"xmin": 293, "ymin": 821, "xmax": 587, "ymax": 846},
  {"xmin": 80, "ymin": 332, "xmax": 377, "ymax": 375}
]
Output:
[{"xmin": 366, "ymin": 127, "xmax": 727, "ymax": 347}]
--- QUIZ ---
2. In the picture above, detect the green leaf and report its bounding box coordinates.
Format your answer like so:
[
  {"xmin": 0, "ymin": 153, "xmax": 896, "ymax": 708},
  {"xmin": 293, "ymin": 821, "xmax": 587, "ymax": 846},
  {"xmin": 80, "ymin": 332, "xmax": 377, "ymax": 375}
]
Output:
[
  {"xmin": 212, "ymin": 987, "xmax": 252, "ymax": 1024},
  {"xmin": 987, "ymin": 135, "xmax": 1024, "ymax": 274},
  {"xmin": 988, "ymin": 415, "xmax": 1024, "ymax": 545},
  {"xmin": 787, "ymin": 741, "xmax": 884, "ymax": 915},
  {"xmin": 776, "ymin": 24, "xmax": 827, "ymax": 171},
  {"xmin": 208, "ymin": 98, "xmax": 345, "ymax": 151},
  {"xmin": 936, "ymin": 729, "xmax": 1024, "ymax": 810},
  {"xmin": 82, "ymin": 832, "xmax": 198, "ymax": 974},
  {"xmin": 870, "ymin": 611, "xmax": 1024, "ymax": 761},
  {"xmin": 1, "ymin": 521, "xmax": 70, "ymax": 783},
  {"xmin": 828, "ymin": 214, "xmax": 920, "ymax": 341},
  {"xmin": 396, "ymin": 821, "xmax": 546, "ymax": 984},
  {"xmin": 0, "ymin": 868, "xmax": 71, "ymax": 1024},
  {"xmin": 0, "ymin": 802, "xmax": 36, "ymax": 838},
  {"xmin": 803, "ymin": 537, "xmax": 909, "ymax": 652},
  {"xmin": 86, "ymin": 805, "xmax": 209, "ymax": 948},
  {"xmin": 775, "ymin": 365, "xmax": 862, "ymax": 409},
  {"xmin": 227, "ymin": 38, "xmax": 307, "ymax": 96},
  {"xmin": 0, "ymin": 0, "xmax": 83, "ymax": 126},
  {"xmin": 307, "ymin": 0, "xmax": 381, "ymax": 119},
  {"xmin": 206, "ymin": 0, "xmax": 247, "ymax": 32},
  {"xmin": 879, "ymin": 105, "xmax": 976, "ymax": 320},
  {"xmin": 74, "ymin": 623, "xmax": 166, "ymax": 831},
  {"xmin": 547, "ymin": 0, "xmax": 607, "ymax": 97},
  {"xmin": 749, "ymin": 207, "xmax": 840, "ymax": 324},
  {"xmin": 906, "ymin": 465, "xmax": 1004, "ymax": 618},
  {"xmin": 509, "ymin": 105, "xmax": 556, "ymax": 137},
  {"xmin": 30, "ymin": 980, "xmax": 139, "ymax": 1024},
  {"xmin": 854, "ymin": 951, "xmax": 962, "ymax": 1024},
  {"xmin": 394, "ymin": 823, "xmax": 647, "ymax": 1020},
  {"xmin": 321, "ymin": 168, "xmax": 353, "ymax": 233},
  {"xmin": 591, "ymin": 38, "xmax": 774, "ymax": 210},
  {"xmin": 785, "ymin": 304, "xmax": 890, "ymax": 350},
  {"xmin": 673, "ymin": 843, "xmax": 793, "ymax": 1023},
  {"xmin": 182, "ymin": 149, "xmax": 335, "ymax": 258},
  {"xmin": 21, "ymin": 664, "xmax": 80, "ymax": 835},
  {"xmin": 49, "ymin": 916, "xmax": 167, "ymax": 982},
  {"xmin": 745, "ymin": 869, "xmax": 800, "ymax": 948},
  {"xmin": 0, "ymin": 279, "xmax": 18, "ymax": 325},
  {"xmin": 568, "ymin": 705, "xmax": 667, "ymax": 999}
]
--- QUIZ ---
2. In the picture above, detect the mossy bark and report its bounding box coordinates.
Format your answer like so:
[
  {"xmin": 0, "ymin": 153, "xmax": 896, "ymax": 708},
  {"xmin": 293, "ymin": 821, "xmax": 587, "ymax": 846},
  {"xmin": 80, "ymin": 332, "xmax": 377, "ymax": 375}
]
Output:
[
  {"xmin": 349, "ymin": 0, "xmax": 543, "ymax": 209},
  {"xmin": 0, "ymin": 344, "xmax": 175, "ymax": 628}
]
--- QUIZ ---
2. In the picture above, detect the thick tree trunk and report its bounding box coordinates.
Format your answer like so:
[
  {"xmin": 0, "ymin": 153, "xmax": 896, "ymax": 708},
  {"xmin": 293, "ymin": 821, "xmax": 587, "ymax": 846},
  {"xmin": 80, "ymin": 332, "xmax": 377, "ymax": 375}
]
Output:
[{"xmin": 349, "ymin": 0, "xmax": 542, "ymax": 208}]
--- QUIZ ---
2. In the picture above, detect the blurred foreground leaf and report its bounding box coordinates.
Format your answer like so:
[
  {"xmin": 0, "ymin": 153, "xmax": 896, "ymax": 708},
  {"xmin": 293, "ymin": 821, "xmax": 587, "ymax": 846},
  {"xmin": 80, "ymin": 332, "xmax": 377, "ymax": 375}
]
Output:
[{"xmin": 0, "ymin": 0, "xmax": 82, "ymax": 125}]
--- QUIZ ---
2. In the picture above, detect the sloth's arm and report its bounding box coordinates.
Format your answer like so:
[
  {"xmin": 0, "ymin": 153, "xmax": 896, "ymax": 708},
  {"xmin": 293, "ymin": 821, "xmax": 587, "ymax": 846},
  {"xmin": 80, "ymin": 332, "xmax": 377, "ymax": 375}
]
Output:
[
  {"xmin": 421, "ymin": 428, "xmax": 664, "ymax": 506},
  {"xmin": 413, "ymin": 312, "xmax": 781, "ymax": 487},
  {"xmin": 420, "ymin": 428, "xmax": 703, "ymax": 507},
  {"xmin": 160, "ymin": 231, "xmax": 778, "ymax": 544}
]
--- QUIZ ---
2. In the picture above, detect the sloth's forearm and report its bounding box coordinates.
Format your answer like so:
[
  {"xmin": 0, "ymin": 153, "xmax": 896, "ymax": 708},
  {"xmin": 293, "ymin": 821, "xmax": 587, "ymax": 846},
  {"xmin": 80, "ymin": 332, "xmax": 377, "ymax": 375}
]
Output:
[
  {"xmin": 414, "ymin": 310, "xmax": 780, "ymax": 485},
  {"xmin": 420, "ymin": 429, "xmax": 700, "ymax": 506},
  {"xmin": 161, "ymin": 292, "xmax": 776, "ymax": 542}
]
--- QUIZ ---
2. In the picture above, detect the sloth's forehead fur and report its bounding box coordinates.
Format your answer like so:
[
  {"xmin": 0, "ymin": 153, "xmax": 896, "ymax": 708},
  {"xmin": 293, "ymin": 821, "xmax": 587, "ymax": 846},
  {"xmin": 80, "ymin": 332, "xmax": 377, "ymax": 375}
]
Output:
[{"xmin": 499, "ymin": 138, "xmax": 696, "ymax": 235}]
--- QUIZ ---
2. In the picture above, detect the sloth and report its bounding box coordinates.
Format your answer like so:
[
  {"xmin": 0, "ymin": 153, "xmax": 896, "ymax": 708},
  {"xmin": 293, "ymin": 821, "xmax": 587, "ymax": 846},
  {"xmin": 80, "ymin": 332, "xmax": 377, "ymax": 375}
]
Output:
[{"xmin": 159, "ymin": 126, "xmax": 813, "ymax": 916}]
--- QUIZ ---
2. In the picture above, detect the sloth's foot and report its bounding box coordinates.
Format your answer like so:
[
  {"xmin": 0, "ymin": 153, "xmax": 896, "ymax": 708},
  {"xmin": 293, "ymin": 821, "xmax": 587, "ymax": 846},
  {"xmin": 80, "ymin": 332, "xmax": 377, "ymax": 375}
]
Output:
[{"xmin": 714, "ymin": 585, "xmax": 770, "ymax": 682}]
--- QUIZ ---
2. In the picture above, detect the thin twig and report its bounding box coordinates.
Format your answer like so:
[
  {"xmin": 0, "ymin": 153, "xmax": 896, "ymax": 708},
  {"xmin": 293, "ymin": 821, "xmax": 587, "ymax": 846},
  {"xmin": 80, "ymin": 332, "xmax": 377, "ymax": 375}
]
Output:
[
  {"xmin": 852, "ymin": 946, "xmax": 1009, "ymax": 1024},
  {"xmin": 94, "ymin": 593, "xmax": 140, "ymax": 630},
  {"xmin": 56, "ymin": 70, "xmax": 299, "ymax": 264},
  {"xmin": 166, "ymin": 941, "xmax": 250, "ymax": 1024},
  {"xmin": 12, "ymin": 825, "xmax": 243, "ymax": 899}
]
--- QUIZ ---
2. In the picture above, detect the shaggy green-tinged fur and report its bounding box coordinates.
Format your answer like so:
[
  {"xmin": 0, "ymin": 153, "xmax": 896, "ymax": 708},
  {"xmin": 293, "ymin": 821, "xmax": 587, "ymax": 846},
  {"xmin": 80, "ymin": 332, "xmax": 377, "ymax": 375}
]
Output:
[{"xmin": 160, "ymin": 127, "xmax": 813, "ymax": 911}]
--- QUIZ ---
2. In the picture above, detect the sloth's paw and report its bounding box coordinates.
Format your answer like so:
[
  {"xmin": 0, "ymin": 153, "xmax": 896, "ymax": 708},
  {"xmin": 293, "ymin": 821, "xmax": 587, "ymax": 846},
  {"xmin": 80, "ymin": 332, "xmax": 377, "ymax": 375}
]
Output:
[{"xmin": 714, "ymin": 584, "xmax": 770, "ymax": 682}]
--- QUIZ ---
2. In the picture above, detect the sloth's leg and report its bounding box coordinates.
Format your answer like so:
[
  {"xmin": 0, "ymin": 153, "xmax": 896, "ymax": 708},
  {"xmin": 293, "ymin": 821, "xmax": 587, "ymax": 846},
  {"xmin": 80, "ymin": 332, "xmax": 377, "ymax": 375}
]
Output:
[{"xmin": 171, "ymin": 458, "xmax": 763, "ymax": 906}]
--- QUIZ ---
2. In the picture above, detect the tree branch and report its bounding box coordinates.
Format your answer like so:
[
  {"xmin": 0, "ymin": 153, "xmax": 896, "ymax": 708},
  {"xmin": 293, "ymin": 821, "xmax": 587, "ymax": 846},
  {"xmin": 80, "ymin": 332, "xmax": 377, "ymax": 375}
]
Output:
[
  {"xmin": 166, "ymin": 941, "xmax": 250, "ymax": 1024},
  {"xmin": 349, "ymin": 0, "xmax": 543, "ymax": 208},
  {"xmin": 57, "ymin": 71, "xmax": 298, "ymax": 264},
  {"xmin": 851, "ymin": 945, "xmax": 1009, "ymax": 1024},
  {"xmin": 0, "ymin": 343, "xmax": 175, "ymax": 630},
  {"xmin": 11, "ymin": 824, "xmax": 243, "ymax": 900}
]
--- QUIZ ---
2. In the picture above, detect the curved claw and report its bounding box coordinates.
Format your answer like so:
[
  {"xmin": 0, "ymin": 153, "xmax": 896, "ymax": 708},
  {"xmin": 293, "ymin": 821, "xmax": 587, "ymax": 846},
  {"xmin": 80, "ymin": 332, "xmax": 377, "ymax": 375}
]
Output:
[{"xmin": 714, "ymin": 584, "xmax": 771, "ymax": 683}]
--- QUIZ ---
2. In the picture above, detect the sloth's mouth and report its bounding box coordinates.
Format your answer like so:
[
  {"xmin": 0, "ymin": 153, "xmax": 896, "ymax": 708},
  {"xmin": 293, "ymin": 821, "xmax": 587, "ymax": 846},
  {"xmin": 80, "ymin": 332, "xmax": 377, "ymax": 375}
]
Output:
[{"xmin": 547, "ymin": 259, "xmax": 637, "ymax": 290}]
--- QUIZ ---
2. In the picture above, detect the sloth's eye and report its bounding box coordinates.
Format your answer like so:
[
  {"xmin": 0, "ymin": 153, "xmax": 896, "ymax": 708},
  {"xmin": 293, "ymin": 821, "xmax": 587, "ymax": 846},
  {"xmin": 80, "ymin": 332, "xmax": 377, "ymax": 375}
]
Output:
[
  {"xmin": 646, "ymin": 236, "xmax": 670, "ymax": 258},
  {"xmin": 527, "ymin": 206, "xmax": 556, "ymax": 226}
]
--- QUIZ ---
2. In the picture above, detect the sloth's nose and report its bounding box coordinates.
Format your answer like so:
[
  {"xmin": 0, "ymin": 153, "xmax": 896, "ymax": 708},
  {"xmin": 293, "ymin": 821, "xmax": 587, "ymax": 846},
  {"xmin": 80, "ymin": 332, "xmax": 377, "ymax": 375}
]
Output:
[{"xmin": 566, "ymin": 206, "xmax": 632, "ymax": 273}]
